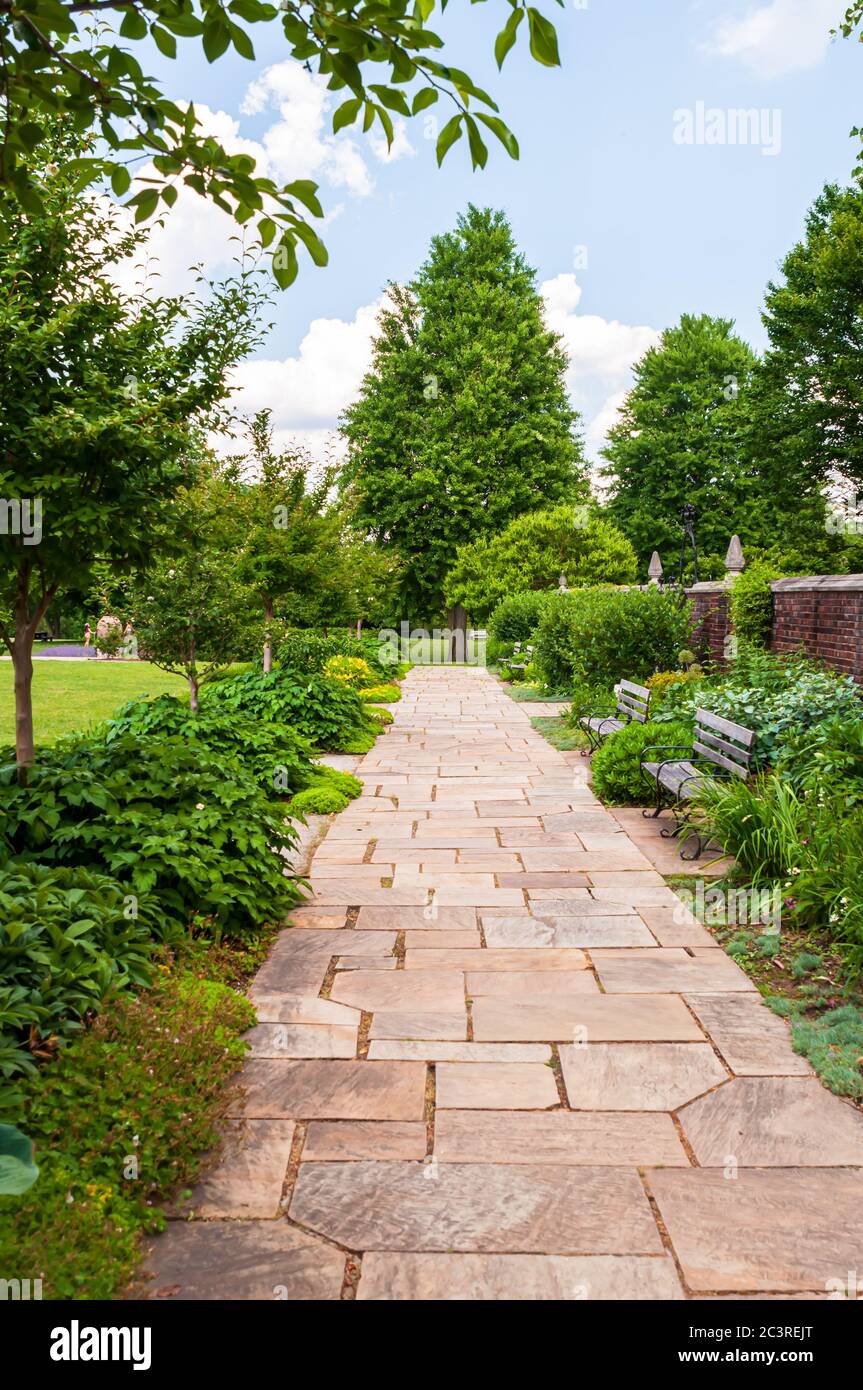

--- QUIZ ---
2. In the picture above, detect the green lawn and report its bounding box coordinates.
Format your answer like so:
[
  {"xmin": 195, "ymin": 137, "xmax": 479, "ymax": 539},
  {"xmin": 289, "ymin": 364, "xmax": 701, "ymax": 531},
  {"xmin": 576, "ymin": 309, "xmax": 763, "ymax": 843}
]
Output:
[{"xmin": 1, "ymin": 660, "xmax": 187, "ymax": 749}]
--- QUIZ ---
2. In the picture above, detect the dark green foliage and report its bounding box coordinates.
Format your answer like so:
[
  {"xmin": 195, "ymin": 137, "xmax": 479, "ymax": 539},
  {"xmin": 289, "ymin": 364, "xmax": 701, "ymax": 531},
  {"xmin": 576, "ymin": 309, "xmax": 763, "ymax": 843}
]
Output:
[
  {"xmin": 105, "ymin": 696, "xmax": 317, "ymax": 798},
  {"xmin": 534, "ymin": 587, "xmax": 692, "ymax": 693},
  {"xmin": 601, "ymin": 314, "xmax": 767, "ymax": 572},
  {"xmin": 203, "ymin": 667, "xmax": 375, "ymax": 751},
  {"xmin": 774, "ymin": 717, "xmax": 863, "ymax": 807},
  {"xmin": 0, "ymin": 864, "xmax": 157, "ymax": 1108},
  {"xmin": 728, "ymin": 564, "xmax": 781, "ymax": 647},
  {"xmin": 275, "ymin": 630, "xmax": 395, "ymax": 678},
  {"xmin": 590, "ymin": 719, "xmax": 693, "ymax": 806},
  {"xmin": 0, "ymin": 736, "xmax": 303, "ymax": 936},
  {"xmin": 488, "ymin": 591, "xmax": 553, "ymax": 646},
  {"xmin": 0, "ymin": 971, "xmax": 255, "ymax": 1298},
  {"xmin": 340, "ymin": 208, "xmax": 587, "ymax": 614}
]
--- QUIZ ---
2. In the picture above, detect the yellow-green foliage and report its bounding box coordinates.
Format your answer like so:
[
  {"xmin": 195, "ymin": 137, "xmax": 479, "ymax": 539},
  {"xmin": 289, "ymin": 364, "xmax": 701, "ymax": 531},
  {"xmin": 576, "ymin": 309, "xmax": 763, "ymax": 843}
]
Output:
[
  {"xmin": 366, "ymin": 705, "xmax": 394, "ymax": 726},
  {"xmin": 323, "ymin": 655, "xmax": 376, "ymax": 688},
  {"xmin": 358, "ymin": 683, "xmax": 401, "ymax": 703},
  {"xmin": 646, "ymin": 667, "xmax": 703, "ymax": 709}
]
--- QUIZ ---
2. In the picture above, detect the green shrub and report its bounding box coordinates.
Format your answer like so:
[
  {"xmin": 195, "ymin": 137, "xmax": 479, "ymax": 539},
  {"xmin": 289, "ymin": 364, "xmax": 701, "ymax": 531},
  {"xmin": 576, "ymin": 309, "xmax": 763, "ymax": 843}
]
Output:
[
  {"xmin": 0, "ymin": 970, "xmax": 255, "ymax": 1298},
  {"xmin": 0, "ymin": 736, "xmax": 304, "ymax": 937},
  {"xmin": 358, "ymin": 683, "xmax": 401, "ymax": 703},
  {"xmin": 0, "ymin": 864, "xmax": 157, "ymax": 1110},
  {"xmin": 590, "ymin": 719, "xmax": 693, "ymax": 806},
  {"xmin": 729, "ymin": 563, "xmax": 781, "ymax": 647},
  {"xmin": 646, "ymin": 668, "xmax": 704, "ymax": 710},
  {"xmin": 488, "ymin": 591, "xmax": 553, "ymax": 646},
  {"xmin": 534, "ymin": 587, "xmax": 692, "ymax": 693},
  {"xmin": 657, "ymin": 654, "xmax": 863, "ymax": 769},
  {"xmin": 105, "ymin": 696, "xmax": 316, "ymax": 798},
  {"xmin": 276, "ymin": 629, "xmax": 395, "ymax": 678},
  {"xmin": 289, "ymin": 785, "xmax": 350, "ymax": 815},
  {"xmin": 323, "ymin": 654, "xmax": 376, "ymax": 688},
  {"xmin": 203, "ymin": 667, "xmax": 375, "ymax": 751},
  {"xmin": 774, "ymin": 716, "xmax": 863, "ymax": 806},
  {"xmin": 366, "ymin": 705, "xmax": 394, "ymax": 727}
]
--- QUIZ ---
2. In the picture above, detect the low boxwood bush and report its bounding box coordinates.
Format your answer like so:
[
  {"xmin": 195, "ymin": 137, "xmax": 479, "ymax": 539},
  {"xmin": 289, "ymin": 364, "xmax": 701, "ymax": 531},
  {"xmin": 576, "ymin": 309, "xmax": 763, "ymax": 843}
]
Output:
[
  {"xmin": 534, "ymin": 587, "xmax": 692, "ymax": 693},
  {"xmin": 0, "ymin": 864, "xmax": 157, "ymax": 1109},
  {"xmin": 289, "ymin": 784, "xmax": 351, "ymax": 815},
  {"xmin": 105, "ymin": 696, "xmax": 317, "ymax": 799},
  {"xmin": 590, "ymin": 718, "xmax": 693, "ymax": 806},
  {"xmin": 366, "ymin": 705, "xmax": 394, "ymax": 727},
  {"xmin": 0, "ymin": 736, "xmax": 304, "ymax": 937},
  {"xmin": 0, "ymin": 970, "xmax": 255, "ymax": 1298},
  {"xmin": 203, "ymin": 667, "xmax": 376, "ymax": 752}
]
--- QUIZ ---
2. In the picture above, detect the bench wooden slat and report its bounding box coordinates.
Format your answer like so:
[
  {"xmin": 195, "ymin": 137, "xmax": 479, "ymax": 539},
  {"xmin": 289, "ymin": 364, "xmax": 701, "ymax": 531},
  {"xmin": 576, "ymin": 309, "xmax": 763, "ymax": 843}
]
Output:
[
  {"xmin": 695, "ymin": 725, "xmax": 753, "ymax": 766},
  {"xmin": 620, "ymin": 680, "xmax": 650, "ymax": 702},
  {"xmin": 695, "ymin": 708, "xmax": 756, "ymax": 748},
  {"xmin": 619, "ymin": 692, "xmax": 649, "ymax": 714},
  {"xmin": 692, "ymin": 740, "xmax": 750, "ymax": 779}
]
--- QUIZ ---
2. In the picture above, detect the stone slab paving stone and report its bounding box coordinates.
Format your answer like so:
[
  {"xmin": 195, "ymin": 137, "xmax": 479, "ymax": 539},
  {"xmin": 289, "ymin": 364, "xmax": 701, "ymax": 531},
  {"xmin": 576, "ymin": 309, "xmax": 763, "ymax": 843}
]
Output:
[
  {"xmin": 182, "ymin": 1119, "xmax": 295, "ymax": 1219},
  {"xmin": 357, "ymin": 1252, "xmax": 683, "ymax": 1300},
  {"xmin": 684, "ymin": 993, "xmax": 812, "ymax": 1075},
  {"xmin": 356, "ymin": 906, "xmax": 478, "ymax": 930},
  {"xmin": 436, "ymin": 1109, "xmax": 688, "ymax": 1166},
  {"xmin": 559, "ymin": 1043, "xmax": 729, "ymax": 1110},
  {"xmin": 593, "ymin": 948, "xmax": 756, "ymax": 994},
  {"xmin": 367, "ymin": 1011, "xmax": 468, "ymax": 1041},
  {"xmin": 435, "ymin": 1062, "xmax": 560, "ymax": 1110},
  {"xmin": 287, "ymin": 907, "xmax": 348, "ymax": 928},
  {"xmin": 367, "ymin": 1041, "xmax": 552, "ymax": 1062},
  {"xmin": 402, "ymin": 930, "xmax": 482, "ymax": 948},
  {"xmin": 233, "ymin": 1059, "xmax": 427, "ymax": 1121},
  {"xmin": 472, "ymin": 994, "xmax": 705, "ymax": 1042},
  {"xmin": 302, "ymin": 1120, "xmax": 428, "ymax": 1161},
  {"xmin": 649, "ymin": 1167, "xmax": 863, "ymax": 1293},
  {"xmin": 482, "ymin": 915, "xmax": 655, "ymax": 949},
  {"xmin": 335, "ymin": 956, "xmax": 399, "ymax": 971},
  {"xmin": 637, "ymin": 906, "xmax": 719, "ymax": 949},
  {"xmin": 330, "ymin": 969, "xmax": 466, "ymax": 1013},
  {"xmin": 677, "ymin": 1076, "xmax": 863, "ymax": 1166},
  {"xmin": 496, "ymin": 872, "xmax": 591, "ymax": 888},
  {"xmin": 405, "ymin": 948, "xmax": 589, "ymax": 972},
  {"xmin": 248, "ymin": 992, "xmax": 360, "ymax": 1025},
  {"xmin": 243, "ymin": 1022, "xmax": 358, "ymax": 1059},
  {"xmin": 145, "ymin": 1221, "xmax": 345, "ymax": 1300},
  {"xmin": 466, "ymin": 971, "xmax": 600, "ymax": 998},
  {"xmin": 291, "ymin": 1161, "xmax": 665, "ymax": 1254}
]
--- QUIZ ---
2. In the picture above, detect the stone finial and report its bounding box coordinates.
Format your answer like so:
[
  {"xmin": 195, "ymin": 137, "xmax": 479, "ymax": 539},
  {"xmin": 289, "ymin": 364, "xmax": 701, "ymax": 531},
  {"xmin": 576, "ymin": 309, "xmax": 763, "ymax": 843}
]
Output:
[
  {"xmin": 647, "ymin": 551, "xmax": 663, "ymax": 586},
  {"xmin": 558, "ymin": 573, "xmax": 568, "ymax": 591},
  {"xmin": 725, "ymin": 535, "xmax": 745, "ymax": 577}
]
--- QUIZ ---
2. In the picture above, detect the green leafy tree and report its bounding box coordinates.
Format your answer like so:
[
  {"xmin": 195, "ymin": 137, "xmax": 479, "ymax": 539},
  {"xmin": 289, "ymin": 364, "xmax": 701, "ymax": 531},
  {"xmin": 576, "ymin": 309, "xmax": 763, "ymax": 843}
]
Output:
[
  {"xmin": 601, "ymin": 314, "xmax": 765, "ymax": 575},
  {"xmin": 444, "ymin": 502, "xmax": 637, "ymax": 620},
  {"xmin": 838, "ymin": 5, "xmax": 863, "ymax": 175},
  {"xmin": 753, "ymin": 182, "xmax": 863, "ymax": 499},
  {"xmin": 129, "ymin": 470, "xmax": 250, "ymax": 708},
  {"xmin": 340, "ymin": 206, "xmax": 587, "ymax": 616},
  {"xmin": 0, "ymin": 1, "xmax": 564, "ymax": 284},
  {"xmin": 0, "ymin": 131, "xmax": 266, "ymax": 767},
  {"xmin": 223, "ymin": 412, "xmax": 344, "ymax": 670}
]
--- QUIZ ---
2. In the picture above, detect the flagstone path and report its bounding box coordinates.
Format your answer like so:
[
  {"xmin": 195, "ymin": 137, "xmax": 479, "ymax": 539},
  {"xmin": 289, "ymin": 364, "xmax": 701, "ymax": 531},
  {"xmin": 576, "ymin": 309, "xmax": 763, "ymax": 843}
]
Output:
[{"xmin": 146, "ymin": 665, "xmax": 863, "ymax": 1301}]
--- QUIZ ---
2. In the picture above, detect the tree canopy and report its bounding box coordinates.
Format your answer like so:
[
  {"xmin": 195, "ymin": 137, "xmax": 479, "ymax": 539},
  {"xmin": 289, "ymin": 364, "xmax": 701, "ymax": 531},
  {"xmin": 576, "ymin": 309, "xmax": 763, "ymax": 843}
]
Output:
[
  {"xmin": 0, "ymin": 0, "xmax": 564, "ymax": 284},
  {"xmin": 340, "ymin": 205, "xmax": 587, "ymax": 617},
  {"xmin": 444, "ymin": 503, "xmax": 637, "ymax": 621}
]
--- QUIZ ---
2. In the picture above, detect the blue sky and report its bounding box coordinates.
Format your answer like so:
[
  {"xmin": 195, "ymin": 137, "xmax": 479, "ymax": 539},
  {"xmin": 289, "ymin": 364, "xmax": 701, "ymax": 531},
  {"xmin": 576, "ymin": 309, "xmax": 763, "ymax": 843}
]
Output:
[{"xmin": 130, "ymin": 0, "xmax": 861, "ymax": 463}]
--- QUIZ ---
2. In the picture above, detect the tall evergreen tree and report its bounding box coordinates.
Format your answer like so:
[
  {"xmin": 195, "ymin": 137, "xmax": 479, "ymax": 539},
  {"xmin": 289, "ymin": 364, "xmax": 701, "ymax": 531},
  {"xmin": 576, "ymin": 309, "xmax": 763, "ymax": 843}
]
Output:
[
  {"xmin": 601, "ymin": 314, "xmax": 765, "ymax": 575},
  {"xmin": 339, "ymin": 206, "xmax": 587, "ymax": 616}
]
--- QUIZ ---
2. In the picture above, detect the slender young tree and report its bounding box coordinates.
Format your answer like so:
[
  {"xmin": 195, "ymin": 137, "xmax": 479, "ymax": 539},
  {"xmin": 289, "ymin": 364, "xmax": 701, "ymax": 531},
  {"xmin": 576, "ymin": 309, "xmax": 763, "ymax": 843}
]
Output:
[
  {"xmin": 340, "ymin": 206, "xmax": 587, "ymax": 616},
  {"xmin": 0, "ymin": 129, "xmax": 267, "ymax": 768}
]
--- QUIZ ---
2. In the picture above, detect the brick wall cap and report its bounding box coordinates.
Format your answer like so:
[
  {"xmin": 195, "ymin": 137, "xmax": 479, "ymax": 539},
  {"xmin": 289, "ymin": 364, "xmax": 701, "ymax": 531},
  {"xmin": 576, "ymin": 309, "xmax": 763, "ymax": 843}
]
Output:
[
  {"xmin": 686, "ymin": 581, "xmax": 730, "ymax": 593},
  {"xmin": 771, "ymin": 575, "xmax": 863, "ymax": 593}
]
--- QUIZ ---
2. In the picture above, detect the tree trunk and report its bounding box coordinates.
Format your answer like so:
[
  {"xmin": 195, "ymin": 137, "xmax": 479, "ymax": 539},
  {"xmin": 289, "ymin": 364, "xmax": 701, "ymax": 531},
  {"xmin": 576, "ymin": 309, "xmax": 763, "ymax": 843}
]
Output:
[
  {"xmin": 356, "ymin": 618, "xmax": 363, "ymax": 639},
  {"xmin": 447, "ymin": 605, "xmax": 467, "ymax": 664},
  {"xmin": 263, "ymin": 597, "xmax": 274, "ymax": 674},
  {"xmin": 189, "ymin": 672, "xmax": 199, "ymax": 712},
  {"xmin": 12, "ymin": 632, "xmax": 35, "ymax": 772}
]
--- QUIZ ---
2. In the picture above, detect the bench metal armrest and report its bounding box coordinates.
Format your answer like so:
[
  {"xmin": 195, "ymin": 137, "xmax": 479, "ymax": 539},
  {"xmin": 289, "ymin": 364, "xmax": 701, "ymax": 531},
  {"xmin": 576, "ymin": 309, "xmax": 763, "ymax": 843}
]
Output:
[{"xmin": 639, "ymin": 742, "xmax": 691, "ymax": 763}]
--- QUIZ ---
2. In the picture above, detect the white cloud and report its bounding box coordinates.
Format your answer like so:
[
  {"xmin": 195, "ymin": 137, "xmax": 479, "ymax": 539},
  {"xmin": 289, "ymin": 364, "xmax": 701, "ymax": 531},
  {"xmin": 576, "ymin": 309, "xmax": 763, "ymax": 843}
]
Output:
[
  {"xmin": 705, "ymin": 0, "xmax": 845, "ymax": 78},
  {"xmin": 226, "ymin": 297, "xmax": 386, "ymax": 435},
  {"xmin": 540, "ymin": 273, "xmax": 659, "ymax": 461}
]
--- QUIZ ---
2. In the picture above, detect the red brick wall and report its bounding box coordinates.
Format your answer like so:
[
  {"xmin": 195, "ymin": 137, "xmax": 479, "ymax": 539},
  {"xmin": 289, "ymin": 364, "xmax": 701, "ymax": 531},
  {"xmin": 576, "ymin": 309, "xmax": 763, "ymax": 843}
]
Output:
[
  {"xmin": 771, "ymin": 579, "xmax": 863, "ymax": 680},
  {"xmin": 686, "ymin": 585, "xmax": 732, "ymax": 668}
]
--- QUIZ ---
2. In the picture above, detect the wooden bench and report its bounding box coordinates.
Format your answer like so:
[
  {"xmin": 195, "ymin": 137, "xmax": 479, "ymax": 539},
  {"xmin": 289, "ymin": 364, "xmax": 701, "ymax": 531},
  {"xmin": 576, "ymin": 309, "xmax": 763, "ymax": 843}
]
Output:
[
  {"xmin": 499, "ymin": 642, "xmax": 533, "ymax": 677},
  {"xmin": 579, "ymin": 679, "xmax": 651, "ymax": 754},
  {"xmin": 640, "ymin": 707, "xmax": 755, "ymax": 859}
]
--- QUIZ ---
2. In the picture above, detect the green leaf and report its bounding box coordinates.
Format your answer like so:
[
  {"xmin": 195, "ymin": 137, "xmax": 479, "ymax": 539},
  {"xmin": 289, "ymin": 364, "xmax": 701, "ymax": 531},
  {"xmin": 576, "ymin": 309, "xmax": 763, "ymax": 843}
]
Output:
[
  {"xmin": 412, "ymin": 87, "xmax": 438, "ymax": 115},
  {"xmin": 273, "ymin": 235, "xmax": 299, "ymax": 289},
  {"xmin": 131, "ymin": 188, "xmax": 159, "ymax": 223},
  {"xmin": 476, "ymin": 112, "xmax": 519, "ymax": 160},
  {"xmin": 283, "ymin": 180, "xmax": 324, "ymax": 218},
  {"xmin": 333, "ymin": 97, "xmax": 362, "ymax": 133},
  {"xmin": 229, "ymin": 21, "xmax": 256, "ymax": 60},
  {"xmin": 292, "ymin": 219, "xmax": 329, "ymax": 267},
  {"xmin": 527, "ymin": 7, "xmax": 560, "ymax": 66},
  {"xmin": 202, "ymin": 16, "xmax": 231, "ymax": 62},
  {"xmin": 120, "ymin": 9, "xmax": 148, "ymax": 39},
  {"xmin": 111, "ymin": 166, "xmax": 132, "ymax": 197},
  {"xmin": 494, "ymin": 7, "xmax": 523, "ymax": 68},
  {"xmin": 161, "ymin": 184, "xmax": 178, "ymax": 208},
  {"xmin": 151, "ymin": 25, "xmax": 177, "ymax": 59},
  {"xmin": 0, "ymin": 1124, "xmax": 39, "ymax": 1196},
  {"xmin": 463, "ymin": 115, "xmax": 488, "ymax": 169},
  {"xmin": 435, "ymin": 113, "xmax": 463, "ymax": 166}
]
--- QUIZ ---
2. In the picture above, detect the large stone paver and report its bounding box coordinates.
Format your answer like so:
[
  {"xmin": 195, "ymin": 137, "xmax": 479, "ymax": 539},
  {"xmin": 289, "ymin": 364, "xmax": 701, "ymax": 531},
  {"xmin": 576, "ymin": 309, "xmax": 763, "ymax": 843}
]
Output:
[{"xmin": 145, "ymin": 665, "xmax": 862, "ymax": 1302}]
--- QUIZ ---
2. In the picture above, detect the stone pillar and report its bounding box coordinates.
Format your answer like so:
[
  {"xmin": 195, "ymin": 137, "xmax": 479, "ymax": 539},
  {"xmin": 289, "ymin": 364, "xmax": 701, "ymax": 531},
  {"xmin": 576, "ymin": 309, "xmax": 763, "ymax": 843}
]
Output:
[{"xmin": 647, "ymin": 551, "xmax": 663, "ymax": 586}]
